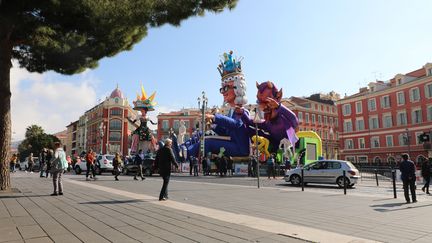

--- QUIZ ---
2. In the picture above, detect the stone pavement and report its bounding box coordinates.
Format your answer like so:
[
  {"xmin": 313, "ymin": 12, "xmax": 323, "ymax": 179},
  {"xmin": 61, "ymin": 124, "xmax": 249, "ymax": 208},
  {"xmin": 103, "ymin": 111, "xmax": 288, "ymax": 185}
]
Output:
[{"xmin": 1, "ymin": 172, "xmax": 432, "ymax": 242}]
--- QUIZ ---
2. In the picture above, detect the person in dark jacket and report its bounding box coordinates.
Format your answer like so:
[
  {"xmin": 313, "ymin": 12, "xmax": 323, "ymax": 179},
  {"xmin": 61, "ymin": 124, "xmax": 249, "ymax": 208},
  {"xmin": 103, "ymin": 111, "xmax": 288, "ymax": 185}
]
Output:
[
  {"xmin": 155, "ymin": 138, "xmax": 178, "ymax": 201},
  {"xmin": 399, "ymin": 154, "xmax": 417, "ymax": 203},
  {"xmin": 421, "ymin": 158, "xmax": 431, "ymax": 194},
  {"xmin": 134, "ymin": 149, "xmax": 145, "ymax": 181}
]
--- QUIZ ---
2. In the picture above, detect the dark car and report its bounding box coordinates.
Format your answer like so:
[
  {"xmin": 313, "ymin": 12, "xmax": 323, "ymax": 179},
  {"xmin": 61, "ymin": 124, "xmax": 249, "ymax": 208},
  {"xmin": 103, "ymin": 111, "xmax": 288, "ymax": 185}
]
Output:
[{"xmin": 123, "ymin": 156, "xmax": 158, "ymax": 176}]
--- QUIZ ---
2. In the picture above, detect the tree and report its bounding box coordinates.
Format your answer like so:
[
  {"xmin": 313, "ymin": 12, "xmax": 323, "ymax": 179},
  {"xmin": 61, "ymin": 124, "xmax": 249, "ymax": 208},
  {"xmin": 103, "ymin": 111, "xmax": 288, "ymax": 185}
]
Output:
[
  {"xmin": 0, "ymin": 0, "xmax": 237, "ymax": 190},
  {"xmin": 17, "ymin": 125, "xmax": 60, "ymax": 162}
]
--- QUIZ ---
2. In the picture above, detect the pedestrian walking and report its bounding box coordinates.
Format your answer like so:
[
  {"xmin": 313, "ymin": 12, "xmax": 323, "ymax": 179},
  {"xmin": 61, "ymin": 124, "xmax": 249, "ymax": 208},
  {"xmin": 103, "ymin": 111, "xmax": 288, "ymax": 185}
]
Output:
[
  {"xmin": 134, "ymin": 149, "xmax": 145, "ymax": 181},
  {"xmin": 45, "ymin": 149, "xmax": 53, "ymax": 178},
  {"xmin": 27, "ymin": 153, "xmax": 34, "ymax": 173},
  {"xmin": 251, "ymin": 156, "xmax": 258, "ymax": 177},
  {"xmin": 205, "ymin": 155, "xmax": 211, "ymax": 176},
  {"xmin": 219, "ymin": 156, "xmax": 227, "ymax": 177},
  {"xmin": 227, "ymin": 156, "xmax": 233, "ymax": 176},
  {"xmin": 421, "ymin": 158, "xmax": 431, "ymax": 194},
  {"xmin": 85, "ymin": 149, "xmax": 97, "ymax": 181},
  {"xmin": 9, "ymin": 154, "xmax": 17, "ymax": 173},
  {"xmin": 267, "ymin": 154, "xmax": 276, "ymax": 179},
  {"xmin": 155, "ymin": 138, "xmax": 178, "ymax": 201},
  {"xmin": 399, "ymin": 153, "xmax": 417, "ymax": 203},
  {"xmin": 113, "ymin": 152, "xmax": 122, "ymax": 181},
  {"xmin": 50, "ymin": 142, "xmax": 68, "ymax": 196},
  {"xmin": 191, "ymin": 156, "xmax": 199, "ymax": 176},
  {"xmin": 39, "ymin": 148, "xmax": 47, "ymax": 177}
]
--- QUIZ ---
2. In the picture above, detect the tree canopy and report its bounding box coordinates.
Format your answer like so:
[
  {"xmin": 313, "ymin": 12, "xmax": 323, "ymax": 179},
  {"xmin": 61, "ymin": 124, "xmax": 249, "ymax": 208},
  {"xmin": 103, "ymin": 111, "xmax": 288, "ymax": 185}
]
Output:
[
  {"xmin": 1, "ymin": 0, "xmax": 237, "ymax": 74},
  {"xmin": 17, "ymin": 125, "xmax": 60, "ymax": 161}
]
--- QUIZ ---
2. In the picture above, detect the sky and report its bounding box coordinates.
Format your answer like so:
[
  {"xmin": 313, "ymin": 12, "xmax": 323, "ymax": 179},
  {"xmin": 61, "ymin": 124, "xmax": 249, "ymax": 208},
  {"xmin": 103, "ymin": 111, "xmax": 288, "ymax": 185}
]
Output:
[{"xmin": 10, "ymin": 0, "xmax": 432, "ymax": 141}]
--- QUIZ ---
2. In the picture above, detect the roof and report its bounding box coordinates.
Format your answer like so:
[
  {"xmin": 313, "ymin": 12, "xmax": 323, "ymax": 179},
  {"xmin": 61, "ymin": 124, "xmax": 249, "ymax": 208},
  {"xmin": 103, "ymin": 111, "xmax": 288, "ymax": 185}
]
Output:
[{"xmin": 110, "ymin": 86, "xmax": 124, "ymax": 99}]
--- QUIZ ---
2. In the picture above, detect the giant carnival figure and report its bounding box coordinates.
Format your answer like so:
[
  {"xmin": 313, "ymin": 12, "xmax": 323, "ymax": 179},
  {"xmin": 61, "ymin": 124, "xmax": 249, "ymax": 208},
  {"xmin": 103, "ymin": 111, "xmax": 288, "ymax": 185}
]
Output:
[
  {"xmin": 185, "ymin": 51, "xmax": 251, "ymax": 158},
  {"xmin": 242, "ymin": 81, "xmax": 299, "ymax": 154},
  {"xmin": 130, "ymin": 85, "xmax": 158, "ymax": 154}
]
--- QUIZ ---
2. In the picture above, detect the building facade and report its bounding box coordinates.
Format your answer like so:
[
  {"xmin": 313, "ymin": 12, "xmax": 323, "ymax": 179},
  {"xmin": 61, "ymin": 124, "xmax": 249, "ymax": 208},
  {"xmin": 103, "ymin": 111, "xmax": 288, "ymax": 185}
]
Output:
[
  {"xmin": 66, "ymin": 86, "xmax": 138, "ymax": 156},
  {"xmin": 337, "ymin": 63, "xmax": 432, "ymax": 164},
  {"xmin": 284, "ymin": 92, "xmax": 340, "ymax": 159},
  {"xmin": 157, "ymin": 109, "xmax": 202, "ymax": 141},
  {"xmin": 65, "ymin": 121, "xmax": 78, "ymax": 155}
]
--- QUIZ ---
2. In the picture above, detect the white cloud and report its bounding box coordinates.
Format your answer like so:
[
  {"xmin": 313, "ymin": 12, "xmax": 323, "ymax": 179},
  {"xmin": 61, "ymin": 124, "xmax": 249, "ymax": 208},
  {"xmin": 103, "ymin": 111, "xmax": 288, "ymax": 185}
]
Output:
[{"xmin": 10, "ymin": 64, "xmax": 98, "ymax": 141}]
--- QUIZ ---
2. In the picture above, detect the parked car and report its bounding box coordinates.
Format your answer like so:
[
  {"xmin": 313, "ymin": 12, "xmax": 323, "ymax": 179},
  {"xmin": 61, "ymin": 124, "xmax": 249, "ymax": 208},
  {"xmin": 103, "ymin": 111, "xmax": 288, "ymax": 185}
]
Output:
[
  {"xmin": 123, "ymin": 156, "xmax": 157, "ymax": 176},
  {"xmin": 95, "ymin": 154, "xmax": 115, "ymax": 175},
  {"xmin": 19, "ymin": 157, "xmax": 40, "ymax": 172},
  {"xmin": 73, "ymin": 157, "xmax": 87, "ymax": 174},
  {"xmin": 284, "ymin": 160, "xmax": 360, "ymax": 188}
]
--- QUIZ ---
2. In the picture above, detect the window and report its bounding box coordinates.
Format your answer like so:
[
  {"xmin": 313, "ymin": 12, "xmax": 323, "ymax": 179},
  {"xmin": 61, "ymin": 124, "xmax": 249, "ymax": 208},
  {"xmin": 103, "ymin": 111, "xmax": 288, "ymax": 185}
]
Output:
[
  {"xmin": 329, "ymin": 117, "xmax": 333, "ymax": 126},
  {"xmin": 110, "ymin": 108, "xmax": 122, "ymax": 116},
  {"xmin": 345, "ymin": 139, "xmax": 354, "ymax": 149},
  {"xmin": 383, "ymin": 114, "xmax": 393, "ymax": 128},
  {"xmin": 429, "ymin": 69, "xmax": 432, "ymax": 76},
  {"xmin": 305, "ymin": 113, "xmax": 310, "ymax": 123},
  {"xmin": 371, "ymin": 137, "xmax": 380, "ymax": 148},
  {"xmin": 397, "ymin": 92, "xmax": 405, "ymax": 105},
  {"xmin": 358, "ymin": 138, "xmax": 365, "ymax": 149},
  {"xmin": 345, "ymin": 156, "xmax": 355, "ymax": 163},
  {"xmin": 173, "ymin": 120, "xmax": 180, "ymax": 131},
  {"xmin": 357, "ymin": 156, "xmax": 368, "ymax": 163},
  {"xmin": 324, "ymin": 116, "xmax": 328, "ymax": 125},
  {"xmin": 298, "ymin": 112, "xmax": 303, "ymax": 122},
  {"xmin": 397, "ymin": 111, "xmax": 407, "ymax": 125},
  {"xmin": 425, "ymin": 83, "xmax": 432, "ymax": 98},
  {"xmin": 355, "ymin": 101, "xmax": 362, "ymax": 114},
  {"xmin": 312, "ymin": 114, "xmax": 316, "ymax": 123},
  {"xmin": 428, "ymin": 105, "xmax": 432, "ymax": 121},
  {"xmin": 343, "ymin": 120, "xmax": 353, "ymax": 132},
  {"xmin": 342, "ymin": 104, "xmax": 351, "ymax": 116},
  {"xmin": 415, "ymin": 132, "xmax": 423, "ymax": 145},
  {"xmin": 318, "ymin": 115, "xmax": 322, "ymax": 124},
  {"xmin": 109, "ymin": 132, "xmax": 121, "ymax": 141},
  {"xmin": 329, "ymin": 162, "xmax": 341, "ymax": 169},
  {"xmin": 412, "ymin": 109, "xmax": 422, "ymax": 124},
  {"xmin": 109, "ymin": 119, "xmax": 122, "ymax": 130},
  {"xmin": 162, "ymin": 120, "xmax": 169, "ymax": 130},
  {"xmin": 386, "ymin": 135, "xmax": 393, "ymax": 147},
  {"xmin": 399, "ymin": 133, "xmax": 409, "ymax": 146},
  {"xmin": 410, "ymin": 88, "xmax": 420, "ymax": 102},
  {"xmin": 381, "ymin": 95, "xmax": 391, "ymax": 108},
  {"xmin": 368, "ymin": 98, "xmax": 376, "ymax": 111},
  {"xmin": 184, "ymin": 120, "xmax": 190, "ymax": 129},
  {"xmin": 356, "ymin": 118, "xmax": 365, "ymax": 131},
  {"xmin": 369, "ymin": 116, "xmax": 379, "ymax": 129}
]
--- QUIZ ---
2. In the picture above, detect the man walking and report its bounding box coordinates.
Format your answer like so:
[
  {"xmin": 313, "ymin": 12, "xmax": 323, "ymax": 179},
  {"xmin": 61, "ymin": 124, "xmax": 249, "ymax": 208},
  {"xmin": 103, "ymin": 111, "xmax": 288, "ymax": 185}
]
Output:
[
  {"xmin": 85, "ymin": 149, "xmax": 96, "ymax": 181},
  {"xmin": 421, "ymin": 158, "xmax": 431, "ymax": 194},
  {"xmin": 399, "ymin": 153, "xmax": 417, "ymax": 203},
  {"xmin": 134, "ymin": 149, "xmax": 145, "ymax": 181},
  {"xmin": 155, "ymin": 138, "xmax": 178, "ymax": 201}
]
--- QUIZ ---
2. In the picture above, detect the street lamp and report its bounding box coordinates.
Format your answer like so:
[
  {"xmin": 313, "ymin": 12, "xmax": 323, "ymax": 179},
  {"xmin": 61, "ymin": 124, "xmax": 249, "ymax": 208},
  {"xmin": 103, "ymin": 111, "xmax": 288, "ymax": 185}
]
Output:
[
  {"xmin": 405, "ymin": 128, "xmax": 411, "ymax": 158},
  {"xmin": 253, "ymin": 107, "xmax": 262, "ymax": 189},
  {"xmin": 99, "ymin": 122, "xmax": 106, "ymax": 154},
  {"xmin": 197, "ymin": 92, "xmax": 208, "ymax": 163}
]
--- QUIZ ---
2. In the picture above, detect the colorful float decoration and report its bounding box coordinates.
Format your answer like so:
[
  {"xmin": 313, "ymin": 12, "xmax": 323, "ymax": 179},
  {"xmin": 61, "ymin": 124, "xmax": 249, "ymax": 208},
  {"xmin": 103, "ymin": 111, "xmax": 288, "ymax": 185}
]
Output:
[{"xmin": 130, "ymin": 84, "xmax": 157, "ymax": 154}]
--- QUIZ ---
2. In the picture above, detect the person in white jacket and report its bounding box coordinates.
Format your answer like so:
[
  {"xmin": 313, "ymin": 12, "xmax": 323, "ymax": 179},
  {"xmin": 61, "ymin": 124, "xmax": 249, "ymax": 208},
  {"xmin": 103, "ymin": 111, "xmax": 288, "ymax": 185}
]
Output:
[{"xmin": 51, "ymin": 142, "xmax": 68, "ymax": 196}]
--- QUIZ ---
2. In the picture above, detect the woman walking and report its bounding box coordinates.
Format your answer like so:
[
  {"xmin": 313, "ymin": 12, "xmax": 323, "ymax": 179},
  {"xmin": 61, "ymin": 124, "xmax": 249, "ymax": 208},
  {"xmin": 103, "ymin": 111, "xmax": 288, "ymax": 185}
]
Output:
[
  {"xmin": 113, "ymin": 152, "xmax": 122, "ymax": 181},
  {"xmin": 421, "ymin": 158, "xmax": 431, "ymax": 194},
  {"xmin": 51, "ymin": 142, "xmax": 68, "ymax": 196}
]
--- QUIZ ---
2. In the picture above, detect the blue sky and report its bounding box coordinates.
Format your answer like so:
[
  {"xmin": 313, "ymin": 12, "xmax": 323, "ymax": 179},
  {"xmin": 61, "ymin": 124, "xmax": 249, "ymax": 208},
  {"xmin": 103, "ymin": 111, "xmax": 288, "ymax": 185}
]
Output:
[{"xmin": 11, "ymin": 0, "xmax": 432, "ymax": 140}]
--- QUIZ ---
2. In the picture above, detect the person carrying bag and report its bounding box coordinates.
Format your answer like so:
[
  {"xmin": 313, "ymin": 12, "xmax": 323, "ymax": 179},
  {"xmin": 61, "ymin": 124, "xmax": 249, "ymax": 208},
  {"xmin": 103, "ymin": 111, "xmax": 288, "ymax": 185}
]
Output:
[{"xmin": 50, "ymin": 142, "xmax": 68, "ymax": 196}]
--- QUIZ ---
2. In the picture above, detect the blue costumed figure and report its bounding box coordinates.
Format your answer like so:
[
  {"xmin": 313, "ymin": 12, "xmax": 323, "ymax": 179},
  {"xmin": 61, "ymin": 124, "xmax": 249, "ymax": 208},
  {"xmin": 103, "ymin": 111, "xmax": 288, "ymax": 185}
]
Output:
[{"xmin": 186, "ymin": 51, "xmax": 251, "ymax": 158}]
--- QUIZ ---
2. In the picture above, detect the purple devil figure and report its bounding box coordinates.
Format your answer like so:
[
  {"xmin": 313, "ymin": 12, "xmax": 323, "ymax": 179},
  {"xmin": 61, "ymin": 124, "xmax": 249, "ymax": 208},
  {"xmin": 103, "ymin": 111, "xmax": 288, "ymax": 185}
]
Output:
[{"xmin": 242, "ymin": 81, "xmax": 299, "ymax": 152}]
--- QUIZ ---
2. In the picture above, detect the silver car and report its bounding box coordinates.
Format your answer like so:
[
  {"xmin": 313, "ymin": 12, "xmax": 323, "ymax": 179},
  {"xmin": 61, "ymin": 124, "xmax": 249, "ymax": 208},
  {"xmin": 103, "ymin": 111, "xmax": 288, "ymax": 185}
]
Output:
[{"xmin": 284, "ymin": 160, "xmax": 360, "ymax": 188}]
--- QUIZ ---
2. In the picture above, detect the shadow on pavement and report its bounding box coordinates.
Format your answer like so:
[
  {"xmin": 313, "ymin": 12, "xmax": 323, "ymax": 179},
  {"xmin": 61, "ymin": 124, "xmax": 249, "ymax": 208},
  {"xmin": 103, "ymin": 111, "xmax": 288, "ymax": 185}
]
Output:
[
  {"xmin": 79, "ymin": 199, "xmax": 148, "ymax": 205},
  {"xmin": 371, "ymin": 202, "xmax": 432, "ymax": 212},
  {"xmin": 0, "ymin": 194, "xmax": 53, "ymax": 199},
  {"xmin": 277, "ymin": 183, "xmax": 353, "ymax": 190}
]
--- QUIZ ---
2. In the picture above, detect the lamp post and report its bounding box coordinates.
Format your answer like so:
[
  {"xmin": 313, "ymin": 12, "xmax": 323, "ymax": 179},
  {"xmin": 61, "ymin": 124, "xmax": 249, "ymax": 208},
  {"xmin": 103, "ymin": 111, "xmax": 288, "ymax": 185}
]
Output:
[
  {"xmin": 253, "ymin": 107, "xmax": 261, "ymax": 189},
  {"xmin": 99, "ymin": 122, "xmax": 106, "ymax": 154},
  {"xmin": 405, "ymin": 128, "xmax": 411, "ymax": 158},
  {"xmin": 197, "ymin": 92, "xmax": 208, "ymax": 163}
]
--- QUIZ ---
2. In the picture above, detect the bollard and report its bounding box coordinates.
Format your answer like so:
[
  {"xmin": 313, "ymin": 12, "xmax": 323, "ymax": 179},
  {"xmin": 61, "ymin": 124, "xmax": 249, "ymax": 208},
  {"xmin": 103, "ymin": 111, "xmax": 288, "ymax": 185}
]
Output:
[
  {"xmin": 375, "ymin": 169, "xmax": 379, "ymax": 187},
  {"xmin": 343, "ymin": 170, "xmax": 347, "ymax": 195},
  {"xmin": 392, "ymin": 170, "xmax": 397, "ymax": 199},
  {"xmin": 301, "ymin": 168, "xmax": 304, "ymax": 191}
]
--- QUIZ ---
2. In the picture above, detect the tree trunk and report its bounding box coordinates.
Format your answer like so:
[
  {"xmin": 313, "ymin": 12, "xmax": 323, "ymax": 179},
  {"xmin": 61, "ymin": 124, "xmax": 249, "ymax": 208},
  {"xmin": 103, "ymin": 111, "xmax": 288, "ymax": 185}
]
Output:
[{"xmin": 0, "ymin": 25, "xmax": 12, "ymax": 191}]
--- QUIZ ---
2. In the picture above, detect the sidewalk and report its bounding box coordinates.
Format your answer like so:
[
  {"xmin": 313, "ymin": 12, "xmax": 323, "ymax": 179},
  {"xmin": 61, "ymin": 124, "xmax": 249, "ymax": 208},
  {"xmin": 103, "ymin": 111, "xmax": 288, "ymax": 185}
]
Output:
[{"xmin": 2, "ymin": 172, "xmax": 432, "ymax": 242}]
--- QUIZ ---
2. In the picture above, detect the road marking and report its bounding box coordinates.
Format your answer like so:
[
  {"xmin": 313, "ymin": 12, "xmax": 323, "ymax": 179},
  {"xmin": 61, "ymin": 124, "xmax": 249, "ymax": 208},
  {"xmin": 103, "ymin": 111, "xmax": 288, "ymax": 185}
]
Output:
[{"xmin": 66, "ymin": 179, "xmax": 376, "ymax": 243}]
